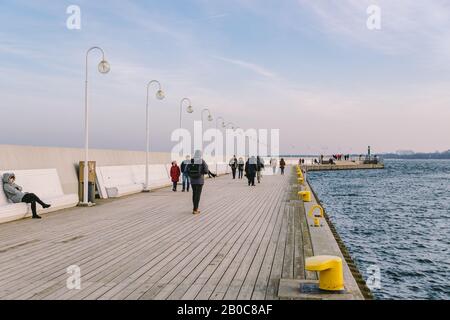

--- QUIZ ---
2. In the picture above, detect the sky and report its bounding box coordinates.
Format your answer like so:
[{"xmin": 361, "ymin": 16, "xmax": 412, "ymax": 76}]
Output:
[{"xmin": 1, "ymin": 0, "xmax": 450, "ymax": 154}]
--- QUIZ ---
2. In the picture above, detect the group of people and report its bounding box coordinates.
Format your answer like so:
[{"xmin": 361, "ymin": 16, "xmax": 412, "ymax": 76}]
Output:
[
  {"xmin": 169, "ymin": 154, "xmax": 288, "ymax": 214},
  {"xmin": 332, "ymin": 154, "xmax": 350, "ymax": 161},
  {"xmin": 227, "ymin": 156, "xmax": 245, "ymax": 180},
  {"xmin": 229, "ymin": 156, "xmax": 287, "ymax": 186}
]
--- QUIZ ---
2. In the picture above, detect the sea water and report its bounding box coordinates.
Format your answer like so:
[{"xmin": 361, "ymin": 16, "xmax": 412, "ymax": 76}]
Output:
[{"xmin": 308, "ymin": 160, "xmax": 450, "ymax": 299}]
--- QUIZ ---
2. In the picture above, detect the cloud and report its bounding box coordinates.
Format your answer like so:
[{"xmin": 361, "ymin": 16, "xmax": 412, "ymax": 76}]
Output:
[
  {"xmin": 213, "ymin": 56, "xmax": 278, "ymax": 79},
  {"xmin": 296, "ymin": 0, "xmax": 450, "ymax": 61}
]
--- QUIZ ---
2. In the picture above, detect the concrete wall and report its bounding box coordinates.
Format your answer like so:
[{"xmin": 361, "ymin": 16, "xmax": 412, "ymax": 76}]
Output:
[{"xmin": 0, "ymin": 144, "xmax": 172, "ymax": 195}]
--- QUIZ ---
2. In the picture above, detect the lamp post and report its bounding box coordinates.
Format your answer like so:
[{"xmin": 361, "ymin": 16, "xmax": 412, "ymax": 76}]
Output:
[
  {"xmin": 215, "ymin": 116, "xmax": 226, "ymax": 132},
  {"xmin": 225, "ymin": 122, "xmax": 235, "ymax": 130},
  {"xmin": 201, "ymin": 108, "xmax": 213, "ymax": 129},
  {"xmin": 144, "ymin": 80, "xmax": 165, "ymax": 192},
  {"xmin": 81, "ymin": 46, "xmax": 110, "ymax": 206},
  {"xmin": 179, "ymin": 97, "xmax": 193, "ymax": 128},
  {"xmin": 215, "ymin": 116, "xmax": 225, "ymax": 172},
  {"xmin": 201, "ymin": 108, "xmax": 213, "ymax": 150},
  {"xmin": 225, "ymin": 123, "xmax": 238, "ymax": 157}
]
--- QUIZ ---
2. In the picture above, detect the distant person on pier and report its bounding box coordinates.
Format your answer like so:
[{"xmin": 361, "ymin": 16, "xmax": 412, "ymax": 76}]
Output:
[
  {"xmin": 279, "ymin": 158, "xmax": 286, "ymax": 175},
  {"xmin": 229, "ymin": 155, "xmax": 238, "ymax": 179},
  {"xmin": 245, "ymin": 156, "xmax": 257, "ymax": 186},
  {"xmin": 181, "ymin": 155, "xmax": 191, "ymax": 192},
  {"xmin": 170, "ymin": 161, "xmax": 181, "ymax": 192},
  {"xmin": 186, "ymin": 150, "xmax": 210, "ymax": 215},
  {"xmin": 256, "ymin": 156, "xmax": 265, "ymax": 183},
  {"xmin": 238, "ymin": 157, "xmax": 245, "ymax": 179},
  {"xmin": 2, "ymin": 173, "xmax": 51, "ymax": 219},
  {"xmin": 270, "ymin": 158, "xmax": 277, "ymax": 174}
]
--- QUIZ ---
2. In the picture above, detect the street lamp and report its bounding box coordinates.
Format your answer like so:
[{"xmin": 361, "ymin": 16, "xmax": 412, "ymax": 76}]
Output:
[
  {"xmin": 81, "ymin": 46, "xmax": 110, "ymax": 206},
  {"xmin": 201, "ymin": 108, "xmax": 213, "ymax": 153},
  {"xmin": 144, "ymin": 80, "xmax": 165, "ymax": 192},
  {"xmin": 179, "ymin": 97, "xmax": 193, "ymax": 128},
  {"xmin": 225, "ymin": 122, "xmax": 235, "ymax": 130},
  {"xmin": 201, "ymin": 108, "xmax": 213, "ymax": 130},
  {"xmin": 215, "ymin": 116, "xmax": 226, "ymax": 131},
  {"xmin": 215, "ymin": 116, "xmax": 226, "ymax": 172}
]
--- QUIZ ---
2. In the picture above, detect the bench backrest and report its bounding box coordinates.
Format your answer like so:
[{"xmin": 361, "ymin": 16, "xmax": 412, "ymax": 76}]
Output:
[
  {"xmin": 96, "ymin": 164, "xmax": 171, "ymax": 198},
  {"xmin": 96, "ymin": 166, "xmax": 135, "ymax": 198},
  {"xmin": 133, "ymin": 164, "xmax": 169, "ymax": 184},
  {"xmin": 0, "ymin": 169, "xmax": 64, "ymax": 204}
]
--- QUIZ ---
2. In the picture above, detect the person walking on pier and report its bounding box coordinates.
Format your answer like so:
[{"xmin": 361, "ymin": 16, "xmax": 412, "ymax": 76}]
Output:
[
  {"xmin": 181, "ymin": 155, "xmax": 191, "ymax": 192},
  {"xmin": 270, "ymin": 158, "xmax": 277, "ymax": 174},
  {"xmin": 170, "ymin": 161, "xmax": 181, "ymax": 192},
  {"xmin": 229, "ymin": 155, "xmax": 238, "ymax": 179},
  {"xmin": 279, "ymin": 158, "xmax": 286, "ymax": 175},
  {"xmin": 187, "ymin": 150, "xmax": 209, "ymax": 215},
  {"xmin": 2, "ymin": 173, "xmax": 51, "ymax": 219},
  {"xmin": 238, "ymin": 157, "xmax": 245, "ymax": 179},
  {"xmin": 245, "ymin": 156, "xmax": 257, "ymax": 186},
  {"xmin": 256, "ymin": 156, "xmax": 264, "ymax": 183}
]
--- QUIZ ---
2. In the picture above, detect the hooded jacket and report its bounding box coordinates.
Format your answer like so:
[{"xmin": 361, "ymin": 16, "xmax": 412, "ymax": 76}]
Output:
[
  {"xmin": 186, "ymin": 150, "xmax": 209, "ymax": 185},
  {"xmin": 2, "ymin": 173, "xmax": 26, "ymax": 203},
  {"xmin": 245, "ymin": 157, "xmax": 257, "ymax": 177},
  {"xmin": 170, "ymin": 164, "xmax": 181, "ymax": 182}
]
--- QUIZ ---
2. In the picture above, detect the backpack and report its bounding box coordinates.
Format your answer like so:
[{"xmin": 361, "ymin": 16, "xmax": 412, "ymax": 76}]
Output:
[{"xmin": 188, "ymin": 163, "xmax": 202, "ymax": 179}]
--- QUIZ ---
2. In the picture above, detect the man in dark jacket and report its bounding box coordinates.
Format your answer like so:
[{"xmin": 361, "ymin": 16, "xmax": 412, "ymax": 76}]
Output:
[
  {"xmin": 256, "ymin": 156, "xmax": 265, "ymax": 183},
  {"xmin": 245, "ymin": 156, "xmax": 257, "ymax": 186},
  {"xmin": 186, "ymin": 150, "xmax": 210, "ymax": 215},
  {"xmin": 229, "ymin": 156, "xmax": 238, "ymax": 179},
  {"xmin": 180, "ymin": 155, "xmax": 191, "ymax": 192}
]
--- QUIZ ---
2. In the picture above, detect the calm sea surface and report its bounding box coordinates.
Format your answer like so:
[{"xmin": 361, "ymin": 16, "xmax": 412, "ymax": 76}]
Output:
[{"xmin": 307, "ymin": 160, "xmax": 450, "ymax": 300}]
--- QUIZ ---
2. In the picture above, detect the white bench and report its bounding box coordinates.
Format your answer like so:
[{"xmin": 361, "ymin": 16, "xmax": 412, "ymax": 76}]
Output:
[
  {"xmin": 96, "ymin": 165, "xmax": 142, "ymax": 198},
  {"xmin": 96, "ymin": 164, "xmax": 171, "ymax": 199},
  {"xmin": 135, "ymin": 164, "xmax": 170, "ymax": 190},
  {"xmin": 0, "ymin": 169, "xmax": 78, "ymax": 224}
]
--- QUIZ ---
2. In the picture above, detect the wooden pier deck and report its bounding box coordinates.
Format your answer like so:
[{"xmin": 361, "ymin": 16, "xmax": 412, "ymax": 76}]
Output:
[{"xmin": 0, "ymin": 168, "xmax": 315, "ymax": 300}]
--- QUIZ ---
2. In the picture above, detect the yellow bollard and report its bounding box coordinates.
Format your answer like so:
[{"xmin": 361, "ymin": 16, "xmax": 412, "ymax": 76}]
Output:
[
  {"xmin": 313, "ymin": 217, "xmax": 321, "ymax": 227},
  {"xmin": 298, "ymin": 191, "xmax": 311, "ymax": 202},
  {"xmin": 305, "ymin": 256, "xmax": 344, "ymax": 291},
  {"xmin": 299, "ymin": 191, "xmax": 311, "ymax": 202},
  {"xmin": 308, "ymin": 204, "xmax": 324, "ymax": 218},
  {"xmin": 298, "ymin": 177, "xmax": 304, "ymax": 184}
]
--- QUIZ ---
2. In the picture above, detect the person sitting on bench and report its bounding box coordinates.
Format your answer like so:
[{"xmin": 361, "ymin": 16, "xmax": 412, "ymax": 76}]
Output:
[{"xmin": 2, "ymin": 173, "xmax": 51, "ymax": 219}]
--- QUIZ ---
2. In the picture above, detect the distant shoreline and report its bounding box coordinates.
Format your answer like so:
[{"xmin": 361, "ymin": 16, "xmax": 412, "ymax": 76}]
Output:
[
  {"xmin": 382, "ymin": 154, "xmax": 450, "ymax": 160},
  {"xmin": 282, "ymin": 153, "xmax": 450, "ymax": 160}
]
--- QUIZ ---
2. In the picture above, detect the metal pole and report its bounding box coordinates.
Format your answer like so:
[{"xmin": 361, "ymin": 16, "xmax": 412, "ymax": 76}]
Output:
[
  {"xmin": 83, "ymin": 46, "xmax": 105, "ymax": 206},
  {"xmin": 201, "ymin": 108, "xmax": 211, "ymax": 152},
  {"xmin": 215, "ymin": 116, "xmax": 225, "ymax": 173},
  {"xmin": 179, "ymin": 98, "xmax": 191, "ymax": 129},
  {"xmin": 144, "ymin": 80, "xmax": 162, "ymax": 192}
]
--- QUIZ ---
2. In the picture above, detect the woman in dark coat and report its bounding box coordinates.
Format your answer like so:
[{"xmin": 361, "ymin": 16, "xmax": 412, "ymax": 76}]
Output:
[
  {"xmin": 279, "ymin": 158, "xmax": 286, "ymax": 175},
  {"xmin": 170, "ymin": 161, "xmax": 181, "ymax": 192},
  {"xmin": 2, "ymin": 173, "xmax": 51, "ymax": 219},
  {"xmin": 245, "ymin": 156, "xmax": 257, "ymax": 186}
]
